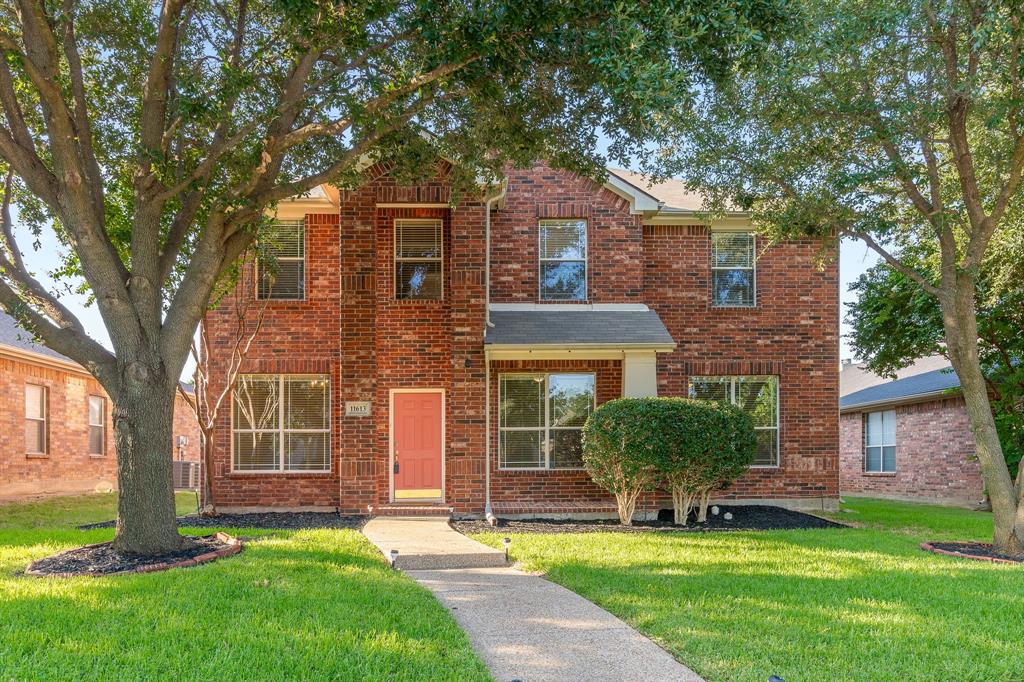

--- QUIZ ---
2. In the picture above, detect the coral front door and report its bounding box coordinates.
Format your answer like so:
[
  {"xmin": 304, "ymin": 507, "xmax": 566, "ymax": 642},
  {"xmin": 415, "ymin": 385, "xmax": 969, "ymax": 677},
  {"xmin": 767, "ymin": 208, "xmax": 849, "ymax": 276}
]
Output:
[{"xmin": 392, "ymin": 390, "xmax": 443, "ymax": 500}]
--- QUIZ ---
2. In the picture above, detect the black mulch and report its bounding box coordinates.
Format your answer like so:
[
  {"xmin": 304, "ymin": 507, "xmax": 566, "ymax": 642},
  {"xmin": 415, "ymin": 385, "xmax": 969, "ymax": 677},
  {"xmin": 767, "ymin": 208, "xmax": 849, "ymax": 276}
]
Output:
[
  {"xmin": 452, "ymin": 504, "xmax": 845, "ymax": 534},
  {"xmin": 79, "ymin": 512, "xmax": 367, "ymax": 531},
  {"xmin": 927, "ymin": 541, "xmax": 1024, "ymax": 564},
  {"xmin": 27, "ymin": 535, "xmax": 228, "ymax": 576}
]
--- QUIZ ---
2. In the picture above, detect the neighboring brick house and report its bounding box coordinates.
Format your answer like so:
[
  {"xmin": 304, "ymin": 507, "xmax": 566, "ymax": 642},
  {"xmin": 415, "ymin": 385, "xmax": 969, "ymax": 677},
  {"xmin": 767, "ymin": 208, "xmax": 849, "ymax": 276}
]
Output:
[
  {"xmin": 839, "ymin": 358, "xmax": 985, "ymax": 506},
  {"xmin": 0, "ymin": 312, "xmax": 201, "ymax": 501},
  {"xmin": 205, "ymin": 162, "xmax": 840, "ymax": 518}
]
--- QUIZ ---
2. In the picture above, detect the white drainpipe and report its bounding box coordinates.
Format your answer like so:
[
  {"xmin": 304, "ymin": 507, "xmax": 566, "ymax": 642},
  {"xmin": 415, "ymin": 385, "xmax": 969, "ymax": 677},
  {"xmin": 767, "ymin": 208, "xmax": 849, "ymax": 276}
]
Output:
[{"xmin": 483, "ymin": 183, "xmax": 505, "ymax": 522}]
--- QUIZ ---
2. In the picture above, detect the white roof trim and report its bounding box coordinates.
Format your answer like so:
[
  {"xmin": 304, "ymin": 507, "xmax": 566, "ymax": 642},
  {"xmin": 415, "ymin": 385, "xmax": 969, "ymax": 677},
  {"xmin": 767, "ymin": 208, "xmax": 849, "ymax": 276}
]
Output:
[
  {"xmin": 840, "ymin": 388, "xmax": 961, "ymax": 413},
  {"xmin": 487, "ymin": 344, "xmax": 675, "ymax": 361},
  {"xmin": 488, "ymin": 303, "xmax": 650, "ymax": 312},
  {"xmin": 0, "ymin": 344, "xmax": 89, "ymax": 375},
  {"xmin": 603, "ymin": 173, "xmax": 662, "ymax": 214}
]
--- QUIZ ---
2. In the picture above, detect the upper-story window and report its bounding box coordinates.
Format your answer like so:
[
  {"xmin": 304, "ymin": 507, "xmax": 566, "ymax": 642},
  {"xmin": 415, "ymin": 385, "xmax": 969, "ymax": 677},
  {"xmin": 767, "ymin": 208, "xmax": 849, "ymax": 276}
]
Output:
[
  {"xmin": 711, "ymin": 232, "xmax": 755, "ymax": 307},
  {"xmin": 25, "ymin": 383, "xmax": 48, "ymax": 455},
  {"xmin": 864, "ymin": 409, "xmax": 896, "ymax": 473},
  {"xmin": 539, "ymin": 219, "xmax": 587, "ymax": 301},
  {"xmin": 257, "ymin": 220, "xmax": 305, "ymax": 300},
  {"xmin": 395, "ymin": 219, "xmax": 443, "ymax": 300}
]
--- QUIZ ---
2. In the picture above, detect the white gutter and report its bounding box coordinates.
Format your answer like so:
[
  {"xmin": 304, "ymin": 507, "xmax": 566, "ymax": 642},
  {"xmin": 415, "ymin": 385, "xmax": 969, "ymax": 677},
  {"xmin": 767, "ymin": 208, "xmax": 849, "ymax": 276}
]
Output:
[
  {"xmin": 839, "ymin": 387, "xmax": 961, "ymax": 413},
  {"xmin": 484, "ymin": 347, "xmax": 495, "ymax": 523},
  {"xmin": 484, "ymin": 182, "xmax": 507, "ymax": 331}
]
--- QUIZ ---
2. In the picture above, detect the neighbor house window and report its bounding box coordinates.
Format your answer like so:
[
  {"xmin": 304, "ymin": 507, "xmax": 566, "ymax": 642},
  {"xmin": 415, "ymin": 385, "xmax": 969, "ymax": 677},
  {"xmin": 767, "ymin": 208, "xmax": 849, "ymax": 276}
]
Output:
[
  {"xmin": 88, "ymin": 395, "xmax": 106, "ymax": 456},
  {"xmin": 499, "ymin": 373, "xmax": 595, "ymax": 469},
  {"xmin": 689, "ymin": 375, "xmax": 779, "ymax": 466},
  {"xmin": 256, "ymin": 220, "xmax": 305, "ymax": 300},
  {"xmin": 864, "ymin": 409, "xmax": 896, "ymax": 473},
  {"xmin": 711, "ymin": 232, "xmax": 755, "ymax": 306},
  {"xmin": 25, "ymin": 384, "xmax": 48, "ymax": 455},
  {"xmin": 539, "ymin": 219, "xmax": 587, "ymax": 301},
  {"xmin": 232, "ymin": 374, "xmax": 330, "ymax": 472},
  {"xmin": 395, "ymin": 219, "xmax": 443, "ymax": 300}
]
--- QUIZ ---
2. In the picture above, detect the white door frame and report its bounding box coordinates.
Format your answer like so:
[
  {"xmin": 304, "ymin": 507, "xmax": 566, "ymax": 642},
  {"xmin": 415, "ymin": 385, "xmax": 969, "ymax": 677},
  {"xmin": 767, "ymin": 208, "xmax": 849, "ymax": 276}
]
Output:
[{"xmin": 388, "ymin": 388, "xmax": 446, "ymax": 503}]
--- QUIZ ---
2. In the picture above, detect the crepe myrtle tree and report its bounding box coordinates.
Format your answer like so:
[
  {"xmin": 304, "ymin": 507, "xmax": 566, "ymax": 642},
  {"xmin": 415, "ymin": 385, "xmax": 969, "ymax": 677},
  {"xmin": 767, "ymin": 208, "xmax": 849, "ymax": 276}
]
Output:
[
  {"xmin": 650, "ymin": 0, "xmax": 1024, "ymax": 555},
  {"xmin": 0, "ymin": 0, "xmax": 789, "ymax": 554}
]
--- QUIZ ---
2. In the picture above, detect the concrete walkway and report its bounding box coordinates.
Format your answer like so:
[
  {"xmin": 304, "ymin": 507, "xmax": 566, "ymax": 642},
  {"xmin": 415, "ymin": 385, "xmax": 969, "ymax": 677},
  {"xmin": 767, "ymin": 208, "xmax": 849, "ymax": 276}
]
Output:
[
  {"xmin": 363, "ymin": 517, "xmax": 704, "ymax": 682},
  {"xmin": 362, "ymin": 517, "xmax": 507, "ymax": 569}
]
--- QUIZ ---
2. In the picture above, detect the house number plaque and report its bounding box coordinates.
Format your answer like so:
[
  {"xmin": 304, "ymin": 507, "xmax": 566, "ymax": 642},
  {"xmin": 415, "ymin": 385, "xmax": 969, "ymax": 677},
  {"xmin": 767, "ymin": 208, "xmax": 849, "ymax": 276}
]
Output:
[{"xmin": 345, "ymin": 401, "xmax": 371, "ymax": 417}]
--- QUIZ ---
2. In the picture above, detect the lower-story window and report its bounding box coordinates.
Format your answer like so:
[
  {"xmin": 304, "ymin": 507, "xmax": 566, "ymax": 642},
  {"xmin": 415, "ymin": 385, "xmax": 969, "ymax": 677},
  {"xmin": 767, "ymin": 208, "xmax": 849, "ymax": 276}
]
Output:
[
  {"xmin": 689, "ymin": 375, "xmax": 779, "ymax": 466},
  {"xmin": 232, "ymin": 374, "xmax": 330, "ymax": 472},
  {"xmin": 863, "ymin": 409, "xmax": 896, "ymax": 473},
  {"xmin": 499, "ymin": 373, "xmax": 595, "ymax": 469}
]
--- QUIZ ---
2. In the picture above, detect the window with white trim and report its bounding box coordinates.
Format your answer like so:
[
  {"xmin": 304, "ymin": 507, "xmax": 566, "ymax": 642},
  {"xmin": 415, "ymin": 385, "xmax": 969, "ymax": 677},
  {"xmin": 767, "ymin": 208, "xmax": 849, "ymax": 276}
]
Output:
[
  {"xmin": 256, "ymin": 220, "xmax": 305, "ymax": 300},
  {"xmin": 539, "ymin": 219, "xmax": 587, "ymax": 301},
  {"xmin": 689, "ymin": 375, "xmax": 779, "ymax": 466},
  {"xmin": 395, "ymin": 219, "xmax": 443, "ymax": 300},
  {"xmin": 25, "ymin": 384, "xmax": 48, "ymax": 455},
  {"xmin": 864, "ymin": 409, "xmax": 896, "ymax": 473},
  {"xmin": 232, "ymin": 375, "xmax": 330, "ymax": 472},
  {"xmin": 88, "ymin": 395, "xmax": 106, "ymax": 455},
  {"xmin": 499, "ymin": 373, "xmax": 595, "ymax": 469},
  {"xmin": 711, "ymin": 232, "xmax": 755, "ymax": 307}
]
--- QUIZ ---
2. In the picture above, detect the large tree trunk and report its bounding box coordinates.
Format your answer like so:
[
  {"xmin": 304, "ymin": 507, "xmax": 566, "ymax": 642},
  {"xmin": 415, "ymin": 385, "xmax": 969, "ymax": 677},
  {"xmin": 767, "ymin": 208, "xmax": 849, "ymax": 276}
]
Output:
[
  {"xmin": 942, "ymin": 274, "xmax": 1024, "ymax": 556},
  {"xmin": 112, "ymin": 370, "xmax": 183, "ymax": 556}
]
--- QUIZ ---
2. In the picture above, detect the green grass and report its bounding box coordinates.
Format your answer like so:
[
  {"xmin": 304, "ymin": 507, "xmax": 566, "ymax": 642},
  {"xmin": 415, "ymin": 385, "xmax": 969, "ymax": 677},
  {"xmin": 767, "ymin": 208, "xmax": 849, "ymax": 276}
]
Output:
[
  {"xmin": 0, "ymin": 491, "xmax": 197, "ymax": 529},
  {"xmin": 0, "ymin": 494, "xmax": 489, "ymax": 681},
  {"xmin": 473, "ymin": 497, "xmax": 1024, "ymax": 682}
]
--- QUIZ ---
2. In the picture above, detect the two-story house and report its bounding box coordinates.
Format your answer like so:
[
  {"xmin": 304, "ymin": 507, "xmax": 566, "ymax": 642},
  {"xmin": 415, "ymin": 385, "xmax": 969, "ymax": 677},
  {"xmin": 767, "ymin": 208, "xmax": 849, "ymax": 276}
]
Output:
[{"xmin": 204, "ymin": 162, "xmax": 839, "ymax": 518}]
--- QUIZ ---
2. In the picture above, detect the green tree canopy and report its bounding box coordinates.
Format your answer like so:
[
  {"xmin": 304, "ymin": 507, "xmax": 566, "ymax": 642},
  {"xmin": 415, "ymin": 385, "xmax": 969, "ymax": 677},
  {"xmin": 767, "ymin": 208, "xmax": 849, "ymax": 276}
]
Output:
[{"xmin": 648, "ymin": 0, "xmax": 1024, "ymax": 554}]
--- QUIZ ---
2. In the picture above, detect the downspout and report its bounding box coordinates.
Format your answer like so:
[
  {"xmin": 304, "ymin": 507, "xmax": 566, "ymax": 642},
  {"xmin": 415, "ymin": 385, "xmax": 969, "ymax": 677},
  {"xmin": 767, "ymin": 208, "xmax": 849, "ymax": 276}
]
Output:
[{"xmin": 483, "ymin": 182, "xmax": 505, "ymax": 524}]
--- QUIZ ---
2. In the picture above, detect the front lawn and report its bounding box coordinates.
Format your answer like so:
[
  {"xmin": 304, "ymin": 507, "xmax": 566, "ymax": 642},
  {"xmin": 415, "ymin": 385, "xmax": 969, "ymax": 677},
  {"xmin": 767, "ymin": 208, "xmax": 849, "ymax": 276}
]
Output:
[
  {"xmin": 0, "ymin": 494, "xmax": 489, "ymax": 681},
  {"xmin": 473, "ymin": 497, "xmax": 1024, "ymax": 682}
]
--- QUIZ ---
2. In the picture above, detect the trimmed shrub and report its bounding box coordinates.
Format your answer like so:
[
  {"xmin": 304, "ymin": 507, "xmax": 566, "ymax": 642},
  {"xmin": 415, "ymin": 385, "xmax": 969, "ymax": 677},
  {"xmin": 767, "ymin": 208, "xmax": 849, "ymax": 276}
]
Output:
[
  {"xmin": 652, "ymin": 398, "xmax": 757, "ymax": 525},
  {"xmin": 583, "ymin": 397, "xmax": 757, "ymax": 526},
  {"xmin": 582, "ymin": 399, "xmax": 663, "ymax": 525}
]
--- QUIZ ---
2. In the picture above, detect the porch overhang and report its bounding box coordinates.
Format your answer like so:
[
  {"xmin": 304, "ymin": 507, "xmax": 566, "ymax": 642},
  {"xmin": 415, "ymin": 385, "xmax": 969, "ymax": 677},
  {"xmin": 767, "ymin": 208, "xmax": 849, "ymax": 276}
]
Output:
[{"xmin": 484, "ymin": 306, "xmax": 675, "ymax": 397}]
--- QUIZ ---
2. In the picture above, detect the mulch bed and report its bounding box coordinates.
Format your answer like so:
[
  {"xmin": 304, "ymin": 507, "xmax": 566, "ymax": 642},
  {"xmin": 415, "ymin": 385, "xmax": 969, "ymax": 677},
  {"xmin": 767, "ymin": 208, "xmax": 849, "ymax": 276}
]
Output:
[
  {"xmin": 80, "ymin": 512, "xmax": 367, "ymax": 531},
  {"xmin": 25, "ymin": 532, "xmax": 241, "ymax": 577},
  {"xmin": 921, "ymin": 541, "xmax": 1024, "ymax": 564},
  {"xmin": 452, "ymin": 504, "xmax": 845, "ymax": 534}
]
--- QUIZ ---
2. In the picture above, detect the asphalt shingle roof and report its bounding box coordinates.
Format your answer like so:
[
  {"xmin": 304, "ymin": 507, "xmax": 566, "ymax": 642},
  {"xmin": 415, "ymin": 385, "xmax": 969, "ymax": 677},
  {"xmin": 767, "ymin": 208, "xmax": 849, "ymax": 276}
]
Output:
[
  {"xmin": 0, "ymin": 310, "xmax": 71, "ymax": 361},
  {"xmin": 840, "ymin": 366, "xmax": 961, "ymax": 410},
  {"xmin": 485, "ymin": 309, "xmax": 675, "ymax": 347}
]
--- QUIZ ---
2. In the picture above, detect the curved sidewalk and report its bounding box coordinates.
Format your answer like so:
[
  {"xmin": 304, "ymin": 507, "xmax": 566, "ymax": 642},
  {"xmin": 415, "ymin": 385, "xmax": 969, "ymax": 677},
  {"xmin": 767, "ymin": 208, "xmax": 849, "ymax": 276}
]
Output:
[{"xmin": 363, "ymin": 517, "xmax": 703, "ymax": 682}]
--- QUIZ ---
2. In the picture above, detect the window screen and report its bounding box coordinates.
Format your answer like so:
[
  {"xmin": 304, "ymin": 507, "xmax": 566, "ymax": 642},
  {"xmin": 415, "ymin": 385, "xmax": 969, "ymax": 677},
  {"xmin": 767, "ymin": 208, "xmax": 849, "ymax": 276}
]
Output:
[
  {"xmin": 233, "ymin": 375, "xmax": 330, "ymax": 471},
  {"xmin": 88, "ymin": 395, "xmax": 105, "ymax": 455},
  {"xmin": 689, "ymin": 375, "xmax": 779, "ymax": 466},
  {"xmin": 711, "ymin": 232, "xmax": 755, "ymax": 307},
  {"xmin": 395, "ymin": 220, "xmax": 443, "ymax": 300},
  {"xmin": 25, "ymin": 384, "xmax": 47, "ymax": 454},
  {"xmin": 257, "ymin": 221, "xmax": 305, "ymax": 300},
  {"xmin": 539, "ymin": 219, "xmax": 587, "ymax": 301},
  {"xmin": 864, "ymin": 410, "xmax": 896, "ymax": 473},
  {"xmin": 499, "ymin": 373, "xmax": 594, "ymax": 469}
]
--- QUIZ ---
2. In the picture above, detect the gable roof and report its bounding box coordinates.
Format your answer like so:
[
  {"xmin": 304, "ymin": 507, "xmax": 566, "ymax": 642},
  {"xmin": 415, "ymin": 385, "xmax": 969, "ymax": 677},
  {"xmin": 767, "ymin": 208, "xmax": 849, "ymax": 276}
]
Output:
[
  {"xmin": 607, "ymin": 168, "xmax": 708, "ymax": 212},
  {"xmin": 0, "ymin": 310, "xmax": 73, "ymax": 362},
  {"xmin": 840, "ymin": 366, "xmax": 961, "ymax": 411}
]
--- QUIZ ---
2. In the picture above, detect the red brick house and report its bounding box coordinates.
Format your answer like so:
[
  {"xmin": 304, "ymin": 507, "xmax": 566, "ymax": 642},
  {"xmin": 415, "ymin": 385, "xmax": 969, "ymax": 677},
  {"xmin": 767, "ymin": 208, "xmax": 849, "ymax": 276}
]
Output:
[
  {"xmin": 0, "ymin": 311, "xmax": 201, "ymax": 501},
  {"xmin": 205, "ymin": 162, "xmax": 839, "ymax": 518},
  {"xmin": 840, "ymin": 358, "xmax": 984, "ymax": 506}
]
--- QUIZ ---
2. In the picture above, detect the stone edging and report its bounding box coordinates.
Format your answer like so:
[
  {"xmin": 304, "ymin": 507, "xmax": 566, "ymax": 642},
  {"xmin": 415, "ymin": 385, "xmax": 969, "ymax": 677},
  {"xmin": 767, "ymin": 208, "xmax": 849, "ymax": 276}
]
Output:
[
  {"xmin": 919, "ymin": 541, "xmax": 1020, "ymax": 565},
  {"xmin": 25, "ymin": 532, "xmax": 242, "ymax": 578}
]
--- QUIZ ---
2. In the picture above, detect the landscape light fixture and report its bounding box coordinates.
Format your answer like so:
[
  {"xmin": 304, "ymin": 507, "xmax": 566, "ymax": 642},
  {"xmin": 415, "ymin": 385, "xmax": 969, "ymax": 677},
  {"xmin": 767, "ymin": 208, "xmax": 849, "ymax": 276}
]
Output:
[
  {"xmin": 390, "ymin": 549, "xmax": 399, "ymax": 568},
  {"xmin": 502, "ymin": 537, "xmax": 511, "ymax": 561}
]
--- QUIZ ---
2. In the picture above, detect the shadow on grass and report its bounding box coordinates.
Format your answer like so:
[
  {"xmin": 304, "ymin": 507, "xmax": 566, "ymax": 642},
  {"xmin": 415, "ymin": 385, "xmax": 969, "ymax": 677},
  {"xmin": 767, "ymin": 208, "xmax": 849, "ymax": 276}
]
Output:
[
  {"xmin": 0, "ymin": 528, "xmax": 489, "ymax": 681},
  {"xmin": 479, "ymin": 529, "xmax": 1024, "ymax": 682}
]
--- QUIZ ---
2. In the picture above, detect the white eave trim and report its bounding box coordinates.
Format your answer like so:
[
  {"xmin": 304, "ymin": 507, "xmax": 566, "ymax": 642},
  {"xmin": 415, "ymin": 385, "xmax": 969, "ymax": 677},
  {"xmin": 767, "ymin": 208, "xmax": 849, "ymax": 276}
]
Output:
[
  {"xmin": 839, "ymin": 387, "xmax": 961, "ymax": 413},
  {"xmin": 488, "ymin": 303, "xmax": 651, "ymax": 312},
  {"xmin": 0, "ymin": 344, "xmax": 89, "ymax": 375},
  {"xmin": 603, "ymin": 173, "xmax": 661, "ymax": 213},
  {"xmin": 485, "ymin": 343, "xmax": 676, "ymax": 361}
]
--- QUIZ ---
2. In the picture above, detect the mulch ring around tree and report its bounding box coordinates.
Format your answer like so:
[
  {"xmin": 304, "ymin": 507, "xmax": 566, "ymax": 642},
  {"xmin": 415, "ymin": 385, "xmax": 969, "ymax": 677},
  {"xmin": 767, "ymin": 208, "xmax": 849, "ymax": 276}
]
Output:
[
  {"xmin": 25, "ymin": 532, "xmax": 242, "ymax": 577},
  {"xmin": 80, "ymin": 512, "xmax": 368, "ymax": 531},
  {"xmin": 921, "ymin": 541, "xmax": 1024, "ymax": 564},
  {"xmin": 452, "ymin": 504, "xmax": 846, "ymax": 535}
]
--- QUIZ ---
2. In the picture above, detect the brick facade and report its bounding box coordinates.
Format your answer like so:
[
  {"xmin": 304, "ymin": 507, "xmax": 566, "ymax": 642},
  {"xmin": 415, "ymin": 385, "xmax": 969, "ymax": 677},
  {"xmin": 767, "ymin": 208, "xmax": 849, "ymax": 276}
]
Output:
[
  {"xmin": 0, "ymin": 349, "xmax": 200, "ymax": 501},
  {"xmin": 206, "ymin": 162, "xmax": 840, "ymax": 516},
  {"xmin": 840, "ymin": 397, "xmax": 984, "ymax": 506}
]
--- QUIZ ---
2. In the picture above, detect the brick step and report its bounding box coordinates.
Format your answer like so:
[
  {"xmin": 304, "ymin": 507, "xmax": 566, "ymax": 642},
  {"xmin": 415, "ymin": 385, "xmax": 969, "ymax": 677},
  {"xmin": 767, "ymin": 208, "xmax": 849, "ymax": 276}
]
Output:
[{"xmin": 373, "ymin": 503, "xmax": 452, "ymax": 518}]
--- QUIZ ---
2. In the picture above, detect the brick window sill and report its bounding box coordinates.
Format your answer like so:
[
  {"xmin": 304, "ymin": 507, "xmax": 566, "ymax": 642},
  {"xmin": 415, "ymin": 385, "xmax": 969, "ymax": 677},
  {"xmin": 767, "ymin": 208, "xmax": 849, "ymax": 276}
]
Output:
[
  {"xmin": 89, "ymin": 454, "xmax": 105, "ymax": 459},
  {"xmin": 862, "ymin": 472, "xmax": 897, "ymax": 477},
  {"xmin": 227, "ymin": 471, "xmax": 334, "ymax": 478},
  {"xmin": 25, "ymin": 453, "xmax": 48, "ymax": 459}
]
